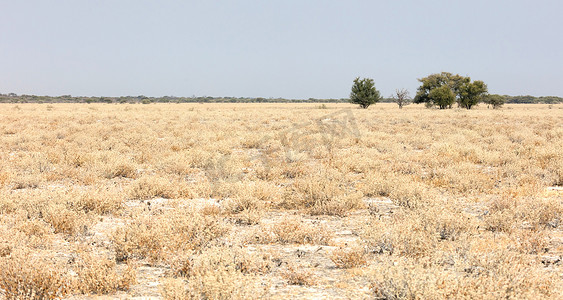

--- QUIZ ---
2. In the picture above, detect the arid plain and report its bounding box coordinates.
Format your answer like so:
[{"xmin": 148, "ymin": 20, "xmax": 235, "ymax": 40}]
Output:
[{"xmin": 0, "ymin": 103, "xmax": 562, "ymax": 299}]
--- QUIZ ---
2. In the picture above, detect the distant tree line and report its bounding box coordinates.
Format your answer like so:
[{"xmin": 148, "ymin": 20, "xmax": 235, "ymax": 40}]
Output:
[
  {"xmin": 501, "ymin": 95, "xmax": 563, "ymax": 104},
  {"xmin": 1, "ymin": 89, "xmax": 561, "ymax": 106},
  {"xmin": 0, "ymin": 94, "xmax": 354, "ymax": 104}
]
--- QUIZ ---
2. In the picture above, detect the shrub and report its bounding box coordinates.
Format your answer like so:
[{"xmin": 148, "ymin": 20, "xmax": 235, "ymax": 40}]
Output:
[
  {"xmin": 161, "ymin": 247, "xmax": 268, "ymax": 299},
  {"xmin": 252, "ymin": 216, "xmax": 333, "ymax": 245},
  {"xmin": 103, "ymin": 161, "xmax": 137, "ymax": 179},
  {"xmin": 73, "ymin": 188, "xmax": 124, "ymax": 215},
  {"xmin": 128, "ymin": 176, "xmax": 178, "ymax": 200},
  {"xmin": 330, "ymin": 247, "xmax": 367, "ymax": 269},
  {"xmin": 284, "ymin": 171, "xmax": 364, "ymax": 215},
  {"xmin": 282, "ymin": 264, "xmax": 315, "ymax": 286},
  {"xmin": 74, "ymin": 252, "xmax": 136, "ymax": 294},
  {"xmin": 112, "ymin": 208, "xmax": 228, "ymax": 262},
  {"xmin": 0, "ymin": 254, "xmax": 72, "ymax": 300},
  {"xmin": 44, "ymin": 205, "xmax": 86, "ymax": 235}
]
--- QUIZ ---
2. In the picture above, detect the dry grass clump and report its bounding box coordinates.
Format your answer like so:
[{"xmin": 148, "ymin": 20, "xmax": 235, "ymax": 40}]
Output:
[
  {"xmin": 103, "ymin": 160, "xmax": 137, "ymax": 179},
  {"xmin": 370, "ymin": 261, "xmax": 437, "ymax": 299},
  {"xmin": 0, "ymin": 252, "xmax": 72, "ymax": 300},
  {"xmin": 204, "ymin": 153, "xmax": 246, "ymax": 182},
  {"xmin": 222, "ymin": 190, "xmax": 264, "ymax": 212},
  {"xmin": 128, "ymin": 175, "xmax": 178, "ymax": 200},
  {"xmin": 111, "ymin": 207, "xmax": 229, "ymax": 262},
  {"xmin": 0, "ymin": 242, "xmax": 11, "ymax": 257},
  {"xmin": 511, "ymin": 229, "xmax": 550, "ymax": 255},
  {"xmin": 1, "ymin": 190, "xmax": 90, "ymax": 238},
  {"xmin": 11, "ymin": 174, "xmax": 42, "ymax": 190},
  {"xmin": 157, "ymin": 153, "xmax": 199, "ymax": 176},
  {"xmin": 166, "ymin": 247, "xmax": 272, "ymax": 280},
  {"xmin": 161, "ymin": 247, "xmax": 269, "ymax": 299},
  {"xmin": 14, "ymin": 217, "xmax": 53, "ymax": 242},
  {"xmin": 282, "ymin": 264, "xmax": 316, "ymax": 286},
  {"xmin": 0, "ymin": 171, "xmax": 9, "ymax": 188},
  {"xmin": 363, "ymin": 207, "xmax": 477, "ymax": 258},
  {"xmin": 71, "ymin": 188, "xmax": 125, "ymax": 215},
  {"xmin": 127, "ymin": 174, "xmax": 208, "ymax": 200},
  {"xmin": 330, "ymin": 247, "xmax": 367, "ymax": 269},
  {"xmin": 220, "ymin": 182, "xmax": 282, "ymax": 224},
  {"xmin": 361, "ymin": 172, "xmax": 435, "ymax": 209},
  {"xmin": 73, "ymin": 252, "xmax": 137, "ymax": 294},
  {"xmin": 249, "ymin": 180, "xmax": 283, "ymax": 205},
  {"xmin": 0, "ymin": 214, "xmax": 53, "ymax": 250},
  {"xmin": 360, "ymin": 172, "xmax": 397, "ymax": 198},
  {"xmin": 160, "ymin": 278, "xmax": 190, "ymax": 300},
  {"xmin": 227, "ymin": 207, "xmax": 264, "ymax": 225},
  {"xmin": 0, "ymin": 250, "xmax": 136, "ymax": 299},
  {"xmin": 484, "ymin": 193, "xmax": 563, "ymax": 232},
  {"xmin": 210, "ymin": 181, "xmax": 279, "ymax": 224},
  {"xmin": 252, "ymin": 216, "xmax": 333, "ymax": 245},
  {"xmin": 284, "ymin": 170, "xmax": 364, "ymax": 215},
  {"xmin": 43, "ymin": 204, "xmax": 87, "ymax": 235},
  {"xmin": 426, "ymin": 162, "xmax": 498, "ymax": 194},
  {"xmin": 369, "ymin": 251, "xmax": 562, "ymax": 299},
  {"xmin": 388, "ymin": 181, "xmax": 433, "ymax": 210},
  {"xmin": 548, "ymin": 158, "xmax": 563, "ymax": 186}
]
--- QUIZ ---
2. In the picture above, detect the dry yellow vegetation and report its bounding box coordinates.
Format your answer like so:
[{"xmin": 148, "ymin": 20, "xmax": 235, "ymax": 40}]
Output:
[{"xmin": 0, "ymin": 102, "xmax": 562, "ymax": 299}]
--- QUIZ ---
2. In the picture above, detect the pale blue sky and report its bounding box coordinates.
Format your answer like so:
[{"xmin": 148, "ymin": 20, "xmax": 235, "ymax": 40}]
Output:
[{"xmin": 1, "ymin": 0, "xmax": 562, "ymax": 99}]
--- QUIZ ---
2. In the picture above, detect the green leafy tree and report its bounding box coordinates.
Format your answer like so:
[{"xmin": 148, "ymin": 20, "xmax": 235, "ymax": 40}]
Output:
[
  {"xmin": 458, "ymin": 80, "xmax": 488, "ymax": 109},
  {"xmin": 428, "ymin": 85, "xmax": 456, "ymax": 109},
  {"xmin": 350, "ymin": 77, "xmax": 382, "ymax": 109},
  {"xmin": 483, "ymin": 94, "xmax": 505, "ymax": 109},
  {"xmin": 414, "ymin": 72, "xmax": 466, "ymax": 109},
  {"xmin": 414, "ymin": 72, "xmax": 487, "ymax": 109}
]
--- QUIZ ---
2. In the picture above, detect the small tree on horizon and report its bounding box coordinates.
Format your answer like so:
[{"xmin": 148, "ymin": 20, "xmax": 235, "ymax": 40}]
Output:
[
  {"xmin": 392, "ymin": 88, "xmax": 411, "ymax": 109},
  {"xmin": 414, "ymin": 72, "xmax": 489, "ymax": 109},
  {"xmin": 428, "ymin": 85, "xmax": 456, "ymax": 109},
  {"xmin": 458, "ymin": 80, "xmax": 488, "ymax": 109},
  {"xmin": 483, "ymin": 94, "xmax": 505, "ymax": 109},
  {"xmin": 413, "ymin": 72, "xmax": 466, "ymax": 109},
  {"xmin": 349, "ymin": 77, "xmax": 381, "ymax": 109}
]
